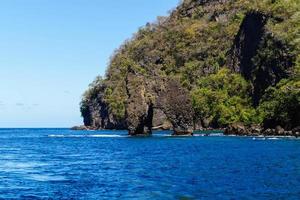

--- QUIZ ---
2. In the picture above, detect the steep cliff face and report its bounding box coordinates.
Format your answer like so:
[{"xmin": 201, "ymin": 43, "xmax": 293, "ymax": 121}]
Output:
[
  {"xmin": 80, "ymin": 77, "xmax": 126, "ymax": 130},
  {"xmin": 229, "ymin": 12, "xmax": 295, "ymax": 106},
  {"xmin": 124, "ymin": 66, "xmax": 194, "ymax": 135},
  {"xmin": 80, "ymin": 0, "xmax": 299, "ymax": 134},
  {"xmin": 158, "ymin": 79, "xmax": 194, "ymax": 135},
  {"xmin": 229, "ymin": 12, "xmax": 267, "ymax": 78},
  {"xmin": 125, "ymin": 69, "xmax": 153, "ymax": 135}
]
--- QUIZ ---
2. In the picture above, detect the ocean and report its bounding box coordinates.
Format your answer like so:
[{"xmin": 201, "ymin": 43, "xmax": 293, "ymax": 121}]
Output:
[{"xmin": 0, "ymin": 128, "xmax": 299, "ymax": 199}]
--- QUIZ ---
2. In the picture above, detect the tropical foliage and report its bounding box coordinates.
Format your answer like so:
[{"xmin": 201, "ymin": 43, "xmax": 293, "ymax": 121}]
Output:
[{"xmin": 192, "ymin": 69, "xmax": 261, "ymax": 127}]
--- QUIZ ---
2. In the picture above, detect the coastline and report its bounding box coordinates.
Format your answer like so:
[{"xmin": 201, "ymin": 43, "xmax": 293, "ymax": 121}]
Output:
[{"xmin": 71, "ymin": 125, "xmax": 300, "ymax": 138}]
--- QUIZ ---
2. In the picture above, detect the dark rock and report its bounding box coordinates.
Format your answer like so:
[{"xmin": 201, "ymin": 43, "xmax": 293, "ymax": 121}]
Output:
[
  {"xmin": 80, "ymin": 81, "xmax": 126, "ymax": 130},
  {"xmin": 225, "ymin": 123, "xmax": 263, "ymax": 136},
  {"xmin": 229, "ymin": 12, "xmax": 267, "ymax": 81},
  {"xmin": 225, "ymin": 123, "xmax": 297, "ymax": 137},
  {"xmin": 224, "ymin": 122, "xmax": 248, "ymax": 135},
  {"xmin": 152, "ymin": 109, "xmax": 172, "ymax": 130},
  {"xmin": 193, "ymin": 119, "xmax": 203, "ymax": 131},
  {"xmin": 263, "ymin": 128, "xmax": 274, "ymax": 136},
  {"xmin": 292, "ymin": 127, "xmax": 300, "ymax": 137},
  {"xmin": 71, "ymin": 126, "xmax": 89, "ymax": 131},
  {"xmin": 125, "ymin": 70, "xmax": 153, "ymax": 136},
  {"xmin": 292, "ymin": 126, "xmax": 300, "ymax": 134},
  {"xmin": 172, "ymin": 130, "xmax": 193, "ymax": 136},
  {"xmin": 275, "ymin": 125, "xmax": 285, "ymax": 135},
  {"xmin": 284, "ymin": 131, "xmax": 293, "ymax": 136},
  {"xmin": 249, "ymin": 124, "xmax": 262, "ymax": 135},
  {"xmin": 158, "ymin": 79, "xmax": 194, "ymax": 136}
]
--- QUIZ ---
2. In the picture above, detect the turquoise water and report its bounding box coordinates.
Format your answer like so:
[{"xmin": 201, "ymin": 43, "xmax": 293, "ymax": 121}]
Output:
[{"xmin": 0, "ymin": 128, "xmax": 299, "ymax": 199}]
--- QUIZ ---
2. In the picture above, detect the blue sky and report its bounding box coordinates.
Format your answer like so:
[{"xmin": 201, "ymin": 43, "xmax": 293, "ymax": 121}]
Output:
[{"xmin": 0, "ymin": 0, "xmax": 179, "ymax": 128}]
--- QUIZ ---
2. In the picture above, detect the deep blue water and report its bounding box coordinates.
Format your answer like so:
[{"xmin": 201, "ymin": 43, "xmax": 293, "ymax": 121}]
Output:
[{"xmin": 0, "ymin": 129, "xmax": 299, "ymax": 200}]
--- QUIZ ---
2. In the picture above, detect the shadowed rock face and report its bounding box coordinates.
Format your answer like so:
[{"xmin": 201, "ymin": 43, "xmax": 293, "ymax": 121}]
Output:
[
  {"xmin": 158, "ymin": 79, "xmax": 194, "ymax": 136},
  {"xmin": 250, "ymin": 34, "xmax": 295, "ymax": 106},
  {"xmin": 152, "ymin": 109, "xmax": 172, "ymax": 130},
  {"xmin": 81, "ymin": 86, "xmax": 126, "ymax": 130},
  {"xmin": 230, "ymin": 12, "xmax": 267, "ymax": 80},
  {"xmin": 229, "ymin": 12, "xmax": 294, "ymax": 106},
  {"xmin": 83, "ymin": 102, "xmax": 126, "ymax": 130}
]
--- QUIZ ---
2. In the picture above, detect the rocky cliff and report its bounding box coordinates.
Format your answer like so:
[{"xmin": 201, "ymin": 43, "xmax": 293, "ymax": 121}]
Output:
[{"xmin": 80, "ymin": 0, "xmax": 299, "ymax": 135}]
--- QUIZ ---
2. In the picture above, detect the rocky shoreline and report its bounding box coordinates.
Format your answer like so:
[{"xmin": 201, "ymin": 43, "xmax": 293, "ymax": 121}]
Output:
[
  {"xmin": 71, "ymin": 123, "xmax": 300, "ymax": 138},
  {"xmin": 224, "ymin": 123, "xmax": 300, "ymax": 138}
]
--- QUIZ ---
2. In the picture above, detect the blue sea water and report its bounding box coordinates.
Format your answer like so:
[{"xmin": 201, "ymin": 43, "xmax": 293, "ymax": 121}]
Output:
[{"xmin": 0, "ymin": 129, "xmax": 299, "ymax": 200}]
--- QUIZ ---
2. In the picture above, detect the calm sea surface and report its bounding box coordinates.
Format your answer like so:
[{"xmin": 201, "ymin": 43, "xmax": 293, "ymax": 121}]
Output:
[{"xmin": 0, "ymin": 128, "xmax": 299, "ymax": 199}]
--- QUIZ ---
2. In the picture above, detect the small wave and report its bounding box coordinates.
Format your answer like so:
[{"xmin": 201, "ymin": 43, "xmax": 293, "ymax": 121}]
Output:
[
  {"xmin": 0, "ymin": 161, "xmax": 49, "ymax": 173},
  {"xmin": 252, "ymin": 137, "xmax": 284, "ymax": 140},
  {"xmin": 193, "ymin": 133, "xmax": 223, "ymax": 137},
  {"xmin": 154, "ymin": 134, "xmax": 172, "ymax": 137},
  {"xmin": 48, "ymin": 134, "xmax": 66, "ymax": 138},
  {"xmin": 0, "ymin": 147, "xmax": 21, "ymax": 151},
  {"xmin": 193, "ymin": 134, "xmax": 206, "ymax": 137},
  {"xmin": 89, "ymin": 134, "xmax": 126, "ymax": 138},
  {"xmin": 48, "ymin": 134, "xmax": 126, "ymax": 138},
  {"xmin": 27, "ymin": 174, "xmax": 66, "ymax": 182},
  {"xmin": 267, "ymin": 137, "xmax": 280, "ymax": 140},
  {"xmin": 209, "ymin": 133, "xmax": 224, "ymax": 136},
  {"xmin": 252, "ymin": 137, "xmax": 266, "ymax": 140}
]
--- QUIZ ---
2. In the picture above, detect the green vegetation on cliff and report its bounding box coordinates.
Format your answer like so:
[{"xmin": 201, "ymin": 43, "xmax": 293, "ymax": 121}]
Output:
[
  {"xmin": 259, "ymin": 70, "xmax": 300, "ymax": 129},
  {"xmin": 192, "ymin": 68, "xmax": 261, "ymax": 127},
  {"xmin": 81, "ymin": 0, "xmax": 300, "ymax": 132}
]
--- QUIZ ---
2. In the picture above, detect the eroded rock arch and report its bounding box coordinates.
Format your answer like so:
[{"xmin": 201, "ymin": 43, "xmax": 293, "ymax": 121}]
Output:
[{"xmin": 125, "ymin": 69, "xmax": 194, "ymax": 136}]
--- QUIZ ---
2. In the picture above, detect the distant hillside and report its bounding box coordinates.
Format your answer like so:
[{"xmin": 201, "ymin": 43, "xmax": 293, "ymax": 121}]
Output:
[{"xmin": 80, "ymin": 0, "xmax": 299, "ymax": 135}]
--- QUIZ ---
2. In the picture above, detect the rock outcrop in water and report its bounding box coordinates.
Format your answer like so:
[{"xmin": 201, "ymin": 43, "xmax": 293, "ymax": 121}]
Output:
[
  {"xmin": 158, "ymin": 79, "xmax": 194, "ymax": 135},
  {"xmin": 79, "ymin": 0, "xmax": 299, "ymax": 136}
]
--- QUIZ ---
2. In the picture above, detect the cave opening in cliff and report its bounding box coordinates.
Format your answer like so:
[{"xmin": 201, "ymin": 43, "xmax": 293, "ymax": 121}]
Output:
[{"xmin": 145, "ymin": 103, "xmax": 154, "ymax": 134}]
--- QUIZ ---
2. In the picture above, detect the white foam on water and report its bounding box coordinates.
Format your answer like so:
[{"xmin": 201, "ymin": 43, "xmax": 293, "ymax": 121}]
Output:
[
  {"xmin": 27, "ymin": 174, "xmax": 66, "ymax": 182},
  {"xmin": 252, "ymin": 137, "xmax": 266, "ymax": 140},
  {"xmin": 48, "ymin": 134, "xmax": 126, "ymax": 138},
  {"xmin": 0, "ymin": 161, "xmax": 48, "ymax": 168},
  {"xmin": 48, "ymin": 134, "xmax": 66, "ymax": 137},
  {"xmin": 0, "ymin": 161, "xmax": 49, "ymax": 173},
  {"xmin": 0, "ymin": 147, "xmax": 21, "ymax": 151},
  {"xmin": 153, "ymin": 134, "xmax": 172, "ymax": 137},
  {"xmin": 193, "ymin": 133, "xmax": 223, "ymax": 137},
  {"xmin": 88, "ymin": 134, "xmax": 126, "ymax": 138},
  {"xmin": 252, "ymin": 136, "xmax": 295, "ymax": 140},
  {"xmin": 193, "ymin": 134, "xmax": 206, "ymax": 137},
  {"xmin": 48, "ymin": 134, "xmax": 85, "ymax": 138},
  {"xmin": 267, "ymin": 137, "xmax": 280, "ymax": 140},
  {"xmin": 209, "ymin": 133, "xmax": 224, "ymax": 136}
]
